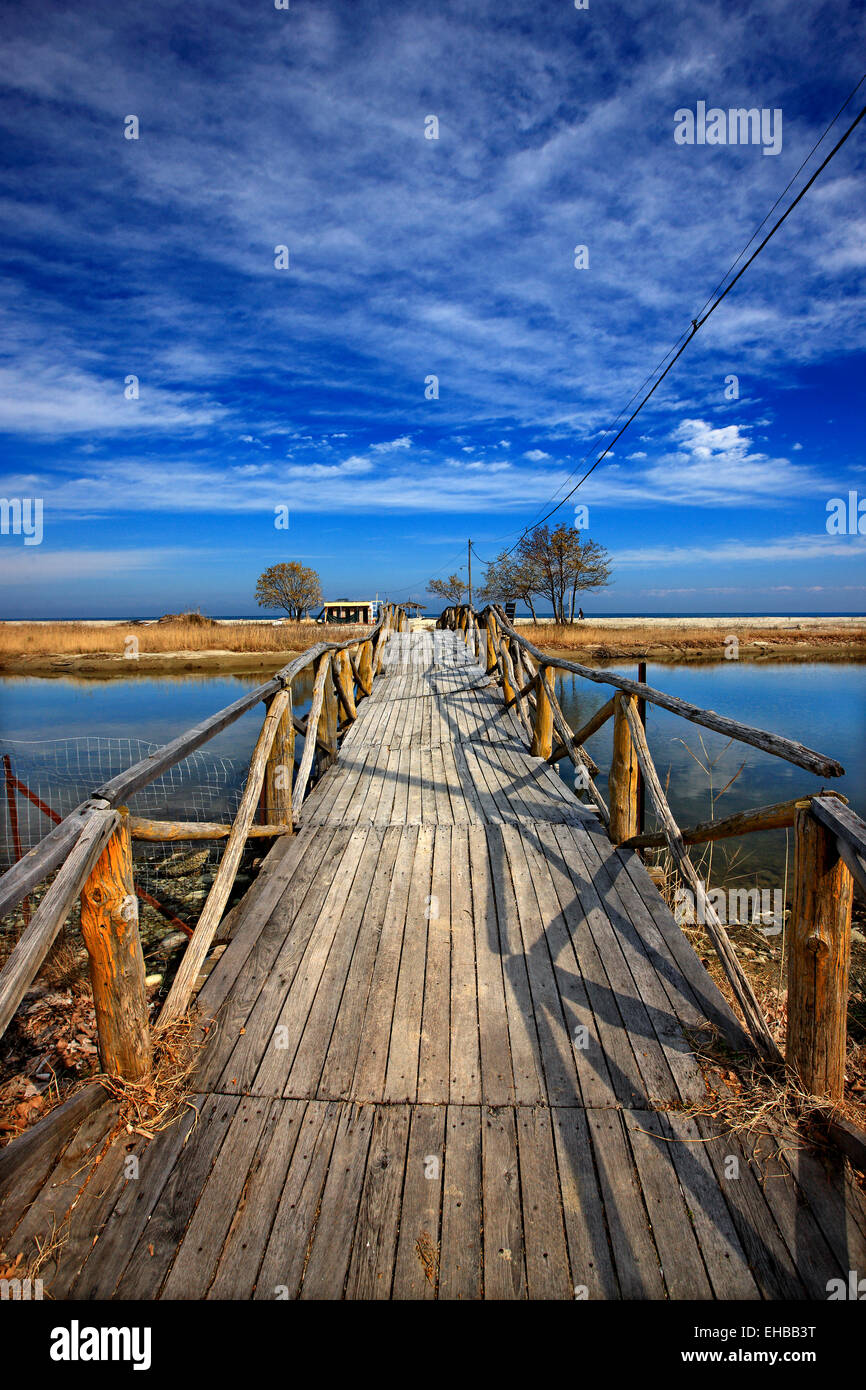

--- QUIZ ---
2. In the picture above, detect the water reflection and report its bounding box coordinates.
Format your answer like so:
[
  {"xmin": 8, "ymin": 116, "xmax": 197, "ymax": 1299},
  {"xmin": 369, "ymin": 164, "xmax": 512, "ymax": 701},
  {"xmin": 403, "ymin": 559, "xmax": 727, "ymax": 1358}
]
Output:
[{"xmin": 553, "ymin": 661, "xmax": 866, "ymax": 886}]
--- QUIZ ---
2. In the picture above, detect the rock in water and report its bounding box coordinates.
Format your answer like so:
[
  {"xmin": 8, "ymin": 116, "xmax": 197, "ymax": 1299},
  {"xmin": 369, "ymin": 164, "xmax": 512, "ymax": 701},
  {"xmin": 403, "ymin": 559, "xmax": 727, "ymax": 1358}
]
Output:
[
  {"xmin": 157, "ymin": 849, "xmax": 210, "ymax": 879},
  {"xmin": 157, "ymin": 930, "xmax": 190, "ymax": 956}
]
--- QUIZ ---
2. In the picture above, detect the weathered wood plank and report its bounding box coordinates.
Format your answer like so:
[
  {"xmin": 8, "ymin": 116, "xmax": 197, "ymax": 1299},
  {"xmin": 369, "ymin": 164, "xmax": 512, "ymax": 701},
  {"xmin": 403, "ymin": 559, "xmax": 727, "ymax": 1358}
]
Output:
[
  {"xmin": 344, "ymin": 1104, "xmax": 411, "ymax": 1299},
  {"xmin": 72, "ymin": 1100, "xmax": 202, "ymax": 1299},
  {"xmin": 383, "ymin": 826, "xmax": 435, "ymax": 1102},
  {"xmin": 585, "ymin": 1108, "xmax": 665, "ymax": 1299},
  {"xmin": 515, "ymin": 1106, "xmax": 572, "ymax": 1298},
  {"xmin": 254, "ymin": 1100, "xmax": 341, "ymax": 1299},
  {"xmin": 351, "ymin": 828, "xmax": 419, "ymax": 1101},
  {"xmin": 113, "ymin": 1094, "xmax": 241, "ymax": 1299},
  {"xmin": 550, "ymin": 1107, "xmax": 619, "ymax": 1299},
  {"xmin": 481, "ymin": 1106, "xmax": 525, "ymax": 1299},
  {"xmin": 417, "ymin": 828, "xmax": 452, "ymax": 1102},
  {"xmin": 161, "ymin": 1095, "xmax": 277, "ymax": 1298},
  {"xmin": 299, "ymin": 1102, "xmax": 374, "ymax": 1298},
  {"xmin": 623, "ymin": 1109, "xmax": 714, "ymax": 1299},
  {"xmin": 392, "ymin": 1106, "xmax": 446, "ymax": 1300},
  {"xmin": 206, "ymin": 1099, "xmax": 308, "ymax": 1299}
]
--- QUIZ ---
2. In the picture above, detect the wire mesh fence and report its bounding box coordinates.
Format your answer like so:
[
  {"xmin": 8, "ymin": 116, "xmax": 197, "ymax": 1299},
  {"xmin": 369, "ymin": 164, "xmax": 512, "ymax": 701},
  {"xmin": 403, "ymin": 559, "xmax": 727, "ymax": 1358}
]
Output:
[{"xmin": 0, "ymin": 737, "xmax": 252, "ymax": 943}]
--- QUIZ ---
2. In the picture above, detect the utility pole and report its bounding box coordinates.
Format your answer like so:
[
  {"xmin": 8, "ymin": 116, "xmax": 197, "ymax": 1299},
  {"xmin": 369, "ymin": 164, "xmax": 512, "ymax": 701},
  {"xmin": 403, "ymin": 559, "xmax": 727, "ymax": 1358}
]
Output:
[{"xmin": 467, "ymin": 539, "xmax": 472, "ymax": 606}]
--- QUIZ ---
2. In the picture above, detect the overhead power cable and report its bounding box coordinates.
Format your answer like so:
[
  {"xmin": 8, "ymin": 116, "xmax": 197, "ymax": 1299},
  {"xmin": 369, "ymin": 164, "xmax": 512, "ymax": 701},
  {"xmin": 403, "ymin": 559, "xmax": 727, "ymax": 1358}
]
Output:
[{"xmin": 468, "ymin": 78, "xmax": 866, "ymax": 567}]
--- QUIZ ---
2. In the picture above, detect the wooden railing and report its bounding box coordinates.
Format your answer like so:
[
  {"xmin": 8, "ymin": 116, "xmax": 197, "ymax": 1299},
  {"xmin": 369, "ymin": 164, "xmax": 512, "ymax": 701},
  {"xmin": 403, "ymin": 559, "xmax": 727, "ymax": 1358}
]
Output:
[
  {"xmin": 440, "ymin": 603, "xmax": 862, "ymax": 1097},
  {"xmin": 0, "ymin": 604, "xmax": 410, "ymax": 1077}
]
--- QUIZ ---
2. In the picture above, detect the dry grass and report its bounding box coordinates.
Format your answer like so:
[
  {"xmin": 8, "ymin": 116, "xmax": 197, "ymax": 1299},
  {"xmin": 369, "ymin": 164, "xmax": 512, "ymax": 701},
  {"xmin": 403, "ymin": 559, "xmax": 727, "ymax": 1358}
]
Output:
[
  {"xmin": 519, "ymin": 620, "xmax": 866, "ymax": 658},
  {"xmin": 0, "ymin": 617, "xmax": 368, "ymax": 658},
  {"xmin": 0, "ymin": 1212, "xmax": 70, "ymax": 1292},
  {"xmin": 96, "ymin": 1015, "xmax": 204, "ymax": 1139},
  {"xmin": 679, "ymin": 1024, "xmax": 866, "ymax": 1145}
]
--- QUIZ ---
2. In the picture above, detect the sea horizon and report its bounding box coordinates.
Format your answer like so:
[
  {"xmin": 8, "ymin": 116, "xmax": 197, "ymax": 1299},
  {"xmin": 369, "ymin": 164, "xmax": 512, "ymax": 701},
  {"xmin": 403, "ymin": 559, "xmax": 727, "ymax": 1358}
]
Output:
[{"xmin": 3, "ymin": 610, "xmax": 865, "ymax": 624}]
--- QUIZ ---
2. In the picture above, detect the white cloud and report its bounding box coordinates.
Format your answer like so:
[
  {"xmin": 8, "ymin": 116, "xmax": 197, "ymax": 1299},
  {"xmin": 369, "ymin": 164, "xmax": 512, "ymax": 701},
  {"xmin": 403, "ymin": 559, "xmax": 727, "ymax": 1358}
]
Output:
[
  {"xmin": 0, "ymin": 547, "xmax": 196, "ymax": 582},
  {"xmin": 616, "ymin": 533, "xmax": 866, "ymax": 568},
  {"xmin": 370, "ymin": 436, "xmax": 412, "ymax": 452}
]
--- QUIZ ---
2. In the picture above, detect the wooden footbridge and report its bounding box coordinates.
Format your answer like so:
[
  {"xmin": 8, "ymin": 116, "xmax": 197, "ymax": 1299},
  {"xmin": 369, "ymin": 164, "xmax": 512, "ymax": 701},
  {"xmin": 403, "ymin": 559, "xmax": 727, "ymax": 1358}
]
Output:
[{"xmin": 1, "ymin": 604, "xmax": 865, "ymax": 1300}]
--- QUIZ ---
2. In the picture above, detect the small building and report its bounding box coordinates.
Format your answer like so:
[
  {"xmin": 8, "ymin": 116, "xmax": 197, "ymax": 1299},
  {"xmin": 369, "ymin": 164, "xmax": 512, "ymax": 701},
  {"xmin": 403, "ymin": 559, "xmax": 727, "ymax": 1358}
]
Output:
[{"xmin": 320, "ymin": 599, "xmax": 377, "ymax": 625}]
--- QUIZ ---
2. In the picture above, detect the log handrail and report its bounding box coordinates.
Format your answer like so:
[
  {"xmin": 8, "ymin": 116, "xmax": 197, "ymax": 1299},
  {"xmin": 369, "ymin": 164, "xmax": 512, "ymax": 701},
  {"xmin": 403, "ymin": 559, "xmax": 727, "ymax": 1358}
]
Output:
[
  {"xmin": 810, "ymin": 794, "xmax": 866, "ymax": 866},
  {"xmin": 621, "ymin": 791, "xmax": 848, "ymax": 851},
  {"xmin": 452, "ymin": 604, "xmax": 844, "ymax": 780},
  {"xmin": 0, "ymin": 607, "xmax": 399, "ymax": 911},
  {"xmin": 620, "ymin": 698, "xmax": 782, "ymax": 1061}
]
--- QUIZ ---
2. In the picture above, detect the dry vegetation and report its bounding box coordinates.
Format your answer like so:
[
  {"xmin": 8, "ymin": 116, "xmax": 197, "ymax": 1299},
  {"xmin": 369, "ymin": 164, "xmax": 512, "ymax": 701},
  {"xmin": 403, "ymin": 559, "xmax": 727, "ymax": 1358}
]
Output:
[
  {"xmin": 647, "ymin": 843, "xmax": 866, "ymax": 1133},
  {"xmin": 0, "ymin": 614, "xmax": 367, "ymax": 659},
  {"xmin": 521, "ymin": 619, "xmax": 866, "ymax": 661}
]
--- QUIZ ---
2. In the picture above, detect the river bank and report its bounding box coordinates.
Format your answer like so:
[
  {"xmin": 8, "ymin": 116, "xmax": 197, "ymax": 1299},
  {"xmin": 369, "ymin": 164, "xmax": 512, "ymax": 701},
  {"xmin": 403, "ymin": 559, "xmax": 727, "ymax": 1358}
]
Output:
[
  {"xmin": 0, "ymin": 649, "xmax": 306, "ymax": 678},
  {"xmin": 0, "ymin": 615, "xmax": 864, "ymax": 676},
  {"xmin": 508, "ymin": 616, "xmax": 866, "ymax": 665}
]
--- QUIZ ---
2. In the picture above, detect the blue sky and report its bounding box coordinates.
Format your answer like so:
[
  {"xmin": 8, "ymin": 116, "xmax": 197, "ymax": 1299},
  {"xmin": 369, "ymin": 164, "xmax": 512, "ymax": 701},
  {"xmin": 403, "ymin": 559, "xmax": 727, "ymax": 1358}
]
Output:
[{"xmin": 1, "ymin": 0, "xmax": 864, "ymax": 617}]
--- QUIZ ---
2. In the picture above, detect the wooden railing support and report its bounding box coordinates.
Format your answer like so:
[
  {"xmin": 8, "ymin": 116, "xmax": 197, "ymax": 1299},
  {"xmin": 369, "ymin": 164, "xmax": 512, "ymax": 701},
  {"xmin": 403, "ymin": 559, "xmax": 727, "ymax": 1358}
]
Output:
[
  {"xmin": 548, "ymin": 696, "xmax": 616, "ymax": 764},
  {"xmin": 622, "ymin": 790, "xmax": 848, "ymax": 851},
  {"xmin": 161, "ymin": 687, "xmax": 291, "ymax": 1024},
  {"xmin": 786, "ymin": 805, "xmax": 854, "ymax": 1100},
  {"xmin": 357, "ymin": 641, "xmax": 374, "ymax": 697},
  {"xmin": 0, "ymin": 807, "xmax": 119, "ymax": 1042},
  {"xmin": 264, "ymin": 686, "xmax": 295, "ymax": 828},
  {"xmin": 500, "ymin": 636, "xmax": 517, "ymax": 706},
  {"xmin": 608, "ymin": 693, "xmax": 639, "ymax": 844},
  {"xmin": 320, "ymin": 657, "xmax": 339, "ymax": 770},
  {"xmin": 334, "ymin": 650, "xmax": 357, "ymax": 722},
  {"xmin": 80, "ymin": 810, "xmax": 152, "ymax": 1081},
  {"xmin": 621, "ymin": 697, "xmax": 782, "ymax": 1061},
  {"xmin": 485, "ymin": 615, "xmax": 498, "ymax": 677},
  {"xmin": 530, "ymin": 664, "xmax": 555, "ymax": 759}
]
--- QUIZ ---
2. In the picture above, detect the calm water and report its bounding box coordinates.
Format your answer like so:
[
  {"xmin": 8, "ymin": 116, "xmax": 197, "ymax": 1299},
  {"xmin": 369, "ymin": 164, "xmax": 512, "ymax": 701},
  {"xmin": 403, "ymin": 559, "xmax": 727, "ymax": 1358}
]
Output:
[
  {"xmin": 0, "ymin": 662, "xmax": 863, "ymax": 889},
  {"xmin": 554, "ymin": 661, "xmax": 866, "ymax": 887}
]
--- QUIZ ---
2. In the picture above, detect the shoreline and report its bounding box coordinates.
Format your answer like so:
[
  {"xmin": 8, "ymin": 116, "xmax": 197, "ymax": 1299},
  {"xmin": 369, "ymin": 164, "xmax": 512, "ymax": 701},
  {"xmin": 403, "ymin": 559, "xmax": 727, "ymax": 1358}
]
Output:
[
  {"xmin": 0, "ymin": 649, "xmax": 306, "ymax": 679},
  {"xmin": 2, "ymin": 632, "xmax": 866, "ymax": 679}
]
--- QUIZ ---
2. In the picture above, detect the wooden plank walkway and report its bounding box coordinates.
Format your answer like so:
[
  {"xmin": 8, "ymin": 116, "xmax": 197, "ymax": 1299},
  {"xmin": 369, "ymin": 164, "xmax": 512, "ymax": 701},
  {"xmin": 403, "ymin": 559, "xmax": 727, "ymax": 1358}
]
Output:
[{"xmin": 2, "ymin": 629, "xmax": 865, "ymax": 1300}]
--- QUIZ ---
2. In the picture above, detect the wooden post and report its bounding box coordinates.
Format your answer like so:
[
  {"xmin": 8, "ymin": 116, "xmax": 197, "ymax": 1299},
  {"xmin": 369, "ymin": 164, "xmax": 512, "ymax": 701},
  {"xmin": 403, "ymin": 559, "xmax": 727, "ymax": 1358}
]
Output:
[
  {"xmin": 636, "ymin": 660, "xmax": 647, "ymax": 837},
  {"xmin": 609, "ymin": 693, "xmax": 639, "ymax": 844},
  {"xmin": 334, "ymin": 650, "xmax": 357, "ymax": 721},
  {"xmin": 786, "ymin": 806, "xmax": 853, "ymax": 1100},
  {"xmin": 264, "ymin": 686, "xmax": 294, "ymax": 828},
  {"xmin": 500, "ymin": 637, "xmax": 516, "ymax": 704},
  {"xmin": 79, "ymin": 810, "xmax": 152, "ymax": 1080},
  {"xmin": 530, "ymin": 664, "xmax": 554, "ymax": 759},
  {"xmin": 319, "ymin": 656, "xmax": 339, "ymax": 770},
  {"xmin": 359, "ymin": 640, "xmax": 374, "ymax": 695},
  {"xmin": 375, "ymin": 621, "xmax": 387, "ymax": 674},
  {"xmin": 486, "ymin": 615, "xmax": 498, "ymax": 676}
]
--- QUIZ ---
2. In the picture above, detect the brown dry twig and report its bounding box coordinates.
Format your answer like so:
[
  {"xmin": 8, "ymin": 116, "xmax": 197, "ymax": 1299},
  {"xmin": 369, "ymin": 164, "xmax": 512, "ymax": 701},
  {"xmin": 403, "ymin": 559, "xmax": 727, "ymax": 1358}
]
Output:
[
  {"xmin": 678, "ymin": 1025, "xmax": 866, "ymax": 1151},
  {"xmin": 415, "ymin": 1230, "xmax": 439, "ymax": 1286},
  {"xmin": 96, "ymin": 1015, "xmax": 204, "ymax": 1140}
]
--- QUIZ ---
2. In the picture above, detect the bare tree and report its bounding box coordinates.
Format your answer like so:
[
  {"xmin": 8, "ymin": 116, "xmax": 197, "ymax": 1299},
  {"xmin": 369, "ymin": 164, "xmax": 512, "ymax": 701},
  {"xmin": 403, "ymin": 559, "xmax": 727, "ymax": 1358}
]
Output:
[
  {"xmin": 427, "ymin": 574, "xmax": 468, "ymax": 605},
  {"xmin": 517, "ymin": 525, "xmax": 611, "ymax": 623},
  {"xmin": 477, "ymin": 550, "xmax": 541, "ymax": 621},
  {"xmin": 255, "ymin": 562, "xmax": 323, "ymax": 620}
]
